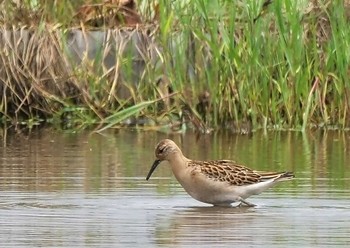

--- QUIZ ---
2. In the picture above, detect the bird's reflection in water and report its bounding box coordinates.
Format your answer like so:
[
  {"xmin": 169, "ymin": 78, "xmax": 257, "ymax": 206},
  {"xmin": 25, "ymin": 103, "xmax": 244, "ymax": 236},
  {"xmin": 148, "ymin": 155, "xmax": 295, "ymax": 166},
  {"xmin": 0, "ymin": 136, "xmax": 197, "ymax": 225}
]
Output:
[{"xmin": 153, "ymin": 205, "xmax": 269, "ymax": 246}]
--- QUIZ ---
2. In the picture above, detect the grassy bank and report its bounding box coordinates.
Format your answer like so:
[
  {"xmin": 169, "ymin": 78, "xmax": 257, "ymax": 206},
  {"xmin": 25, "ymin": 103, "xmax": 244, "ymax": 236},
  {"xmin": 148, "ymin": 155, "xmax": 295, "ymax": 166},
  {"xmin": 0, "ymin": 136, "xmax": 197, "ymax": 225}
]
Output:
[{"xmin": 0, "ymin": 0, "xmax": 349, "ymax": 132}]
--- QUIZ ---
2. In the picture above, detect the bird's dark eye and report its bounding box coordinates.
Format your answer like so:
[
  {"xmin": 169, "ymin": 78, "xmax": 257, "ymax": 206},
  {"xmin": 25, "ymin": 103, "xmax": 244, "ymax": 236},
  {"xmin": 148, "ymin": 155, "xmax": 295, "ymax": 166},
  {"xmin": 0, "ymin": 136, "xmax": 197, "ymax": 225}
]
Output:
[{"xmin": 159, "ymin": 146, "xmax": 166, "ymax": 153}]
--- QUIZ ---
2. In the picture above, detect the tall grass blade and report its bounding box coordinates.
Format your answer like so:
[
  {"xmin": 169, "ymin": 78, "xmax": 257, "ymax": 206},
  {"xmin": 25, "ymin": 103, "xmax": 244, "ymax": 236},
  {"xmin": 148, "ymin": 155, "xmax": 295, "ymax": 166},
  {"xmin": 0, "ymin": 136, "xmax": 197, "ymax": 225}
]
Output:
[{"xmin": 96, "ymin": 99, "xmax": 157, "ymax": 132}]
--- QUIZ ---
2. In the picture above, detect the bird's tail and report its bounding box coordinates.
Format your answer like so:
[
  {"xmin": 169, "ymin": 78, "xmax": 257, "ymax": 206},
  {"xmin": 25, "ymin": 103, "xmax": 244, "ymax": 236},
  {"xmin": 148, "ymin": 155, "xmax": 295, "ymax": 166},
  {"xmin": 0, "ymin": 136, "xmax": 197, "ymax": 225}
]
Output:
[{"xmin": 259, "ymin": 171, "xmax": 295, "ymax": 182}]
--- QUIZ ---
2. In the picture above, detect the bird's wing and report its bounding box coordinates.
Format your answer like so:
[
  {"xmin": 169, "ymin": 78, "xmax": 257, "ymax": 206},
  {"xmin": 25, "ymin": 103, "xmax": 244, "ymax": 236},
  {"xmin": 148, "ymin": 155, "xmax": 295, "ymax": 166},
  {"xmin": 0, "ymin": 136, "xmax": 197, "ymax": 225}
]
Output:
[{"xmin": 192, "ymin": 160, "xmax": 262, "ymax": 186}]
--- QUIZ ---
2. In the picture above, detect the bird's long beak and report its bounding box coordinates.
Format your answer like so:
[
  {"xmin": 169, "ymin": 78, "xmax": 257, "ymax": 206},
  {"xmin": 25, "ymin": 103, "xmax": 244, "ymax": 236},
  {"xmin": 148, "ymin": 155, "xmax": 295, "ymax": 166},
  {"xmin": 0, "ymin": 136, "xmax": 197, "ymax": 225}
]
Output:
[{"xmin": 146, "ymin": 159, "xmax": 162, "ymax": 180}]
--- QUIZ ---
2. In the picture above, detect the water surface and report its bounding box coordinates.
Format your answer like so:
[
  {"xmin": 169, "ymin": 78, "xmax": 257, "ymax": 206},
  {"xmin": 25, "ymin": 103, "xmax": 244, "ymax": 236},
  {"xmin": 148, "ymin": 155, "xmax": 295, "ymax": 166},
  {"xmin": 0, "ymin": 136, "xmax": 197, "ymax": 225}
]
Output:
[{"xmin": 0, "ymin": 129, "xmax": 349, "ymax": 247}]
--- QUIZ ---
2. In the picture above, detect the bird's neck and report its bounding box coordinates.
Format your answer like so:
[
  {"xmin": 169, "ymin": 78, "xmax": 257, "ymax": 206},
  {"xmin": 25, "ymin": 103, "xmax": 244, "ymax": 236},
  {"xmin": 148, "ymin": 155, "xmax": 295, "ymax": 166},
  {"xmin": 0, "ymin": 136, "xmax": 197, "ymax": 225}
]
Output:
[{"xmin": 167, "ymin": 152, "xmax": 189, "ymax": 178}]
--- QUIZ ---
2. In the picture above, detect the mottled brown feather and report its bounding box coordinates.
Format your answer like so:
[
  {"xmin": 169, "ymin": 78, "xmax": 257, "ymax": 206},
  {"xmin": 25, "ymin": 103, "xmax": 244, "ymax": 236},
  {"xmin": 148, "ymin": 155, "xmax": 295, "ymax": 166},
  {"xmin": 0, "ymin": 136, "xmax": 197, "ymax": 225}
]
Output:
[{"xmin": 188, "ymin": 159, "xmax": 289, "ymax": 186}]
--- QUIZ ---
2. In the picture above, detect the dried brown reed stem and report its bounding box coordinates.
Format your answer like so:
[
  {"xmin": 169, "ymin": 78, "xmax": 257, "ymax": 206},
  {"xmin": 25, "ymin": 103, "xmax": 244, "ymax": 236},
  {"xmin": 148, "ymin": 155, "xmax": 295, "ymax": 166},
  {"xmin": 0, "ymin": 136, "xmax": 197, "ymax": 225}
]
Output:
[{"xmin": 0, "ymin": 24, "xmax": 159, "ymax": 123}]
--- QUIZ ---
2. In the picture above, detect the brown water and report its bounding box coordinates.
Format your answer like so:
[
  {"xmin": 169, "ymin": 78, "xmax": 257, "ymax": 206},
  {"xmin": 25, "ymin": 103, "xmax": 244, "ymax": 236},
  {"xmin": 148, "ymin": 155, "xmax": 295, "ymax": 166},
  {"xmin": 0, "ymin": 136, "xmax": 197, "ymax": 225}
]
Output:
[{"xmin": 0, "ymin": 128, "xmax": 349, "ymax": 247}]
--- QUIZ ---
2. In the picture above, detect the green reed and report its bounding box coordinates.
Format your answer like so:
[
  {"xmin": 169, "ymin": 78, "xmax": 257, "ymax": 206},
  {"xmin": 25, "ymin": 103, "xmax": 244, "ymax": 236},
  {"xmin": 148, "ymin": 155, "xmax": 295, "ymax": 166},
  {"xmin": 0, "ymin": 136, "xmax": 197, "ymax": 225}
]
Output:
[{"xmin": 152, "ymin": 0, "xmax": 350, "ymax": 131}]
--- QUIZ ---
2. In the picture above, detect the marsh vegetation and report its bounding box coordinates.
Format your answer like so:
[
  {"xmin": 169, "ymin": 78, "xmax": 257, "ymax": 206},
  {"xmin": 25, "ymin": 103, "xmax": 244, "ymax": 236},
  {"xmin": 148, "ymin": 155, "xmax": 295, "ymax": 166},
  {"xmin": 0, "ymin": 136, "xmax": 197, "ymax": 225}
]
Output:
[{"xmin": 0, "ymin": 0, "xmax": 349, "ymax": 132}]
